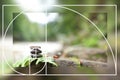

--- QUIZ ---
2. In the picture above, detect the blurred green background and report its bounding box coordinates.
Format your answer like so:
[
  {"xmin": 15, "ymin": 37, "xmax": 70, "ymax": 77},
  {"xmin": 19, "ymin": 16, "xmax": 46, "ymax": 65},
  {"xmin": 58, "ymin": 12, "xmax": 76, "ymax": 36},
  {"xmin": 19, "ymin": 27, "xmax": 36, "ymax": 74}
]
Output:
[{"xmin": 0, "ymin": 0, "xmax": 120, "ymax": 80}]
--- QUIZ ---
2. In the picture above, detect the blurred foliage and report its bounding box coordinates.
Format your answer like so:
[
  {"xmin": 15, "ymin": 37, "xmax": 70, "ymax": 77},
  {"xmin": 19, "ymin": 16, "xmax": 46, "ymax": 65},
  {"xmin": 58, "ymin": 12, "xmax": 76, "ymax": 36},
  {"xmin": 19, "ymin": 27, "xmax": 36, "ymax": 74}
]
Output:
[
  {"xmin": 0, "ymin": 0, "xmax": 119, "ymax": 79},
  {"xmin": 0, "ymin": 0, "xmax": 119, "ymax": 46},
  {"xmin": 47, "ymin": 10, "xmax": 107, "ymax": 47},
  {"xmin": 82, "ymin": 37, "xmax": 99, "ymax": 47},
  {"xmin": 13, "ymin": 13, "xmax": 45, "ymax": 42}
]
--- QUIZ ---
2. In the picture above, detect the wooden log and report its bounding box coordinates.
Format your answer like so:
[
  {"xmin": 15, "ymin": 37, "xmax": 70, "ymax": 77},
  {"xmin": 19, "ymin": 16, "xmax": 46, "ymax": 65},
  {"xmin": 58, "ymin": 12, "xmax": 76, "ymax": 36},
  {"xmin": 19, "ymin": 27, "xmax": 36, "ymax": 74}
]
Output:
[
  {"xmin": 55, "ymin": 58, "xmax": 108, "ymax": 68},
  {"xmin": 62, "ymin": 47, "xmax": 107, "ymax": 62}
]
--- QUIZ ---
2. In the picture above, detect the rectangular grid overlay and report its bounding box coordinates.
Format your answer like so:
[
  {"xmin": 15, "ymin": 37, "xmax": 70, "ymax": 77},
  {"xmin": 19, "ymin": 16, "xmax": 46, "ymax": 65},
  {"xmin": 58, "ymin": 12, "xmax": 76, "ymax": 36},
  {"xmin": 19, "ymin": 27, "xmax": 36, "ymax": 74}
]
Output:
[{"xmin": 2, "ymin": 4, "xmax": 117, "ymax": 76}]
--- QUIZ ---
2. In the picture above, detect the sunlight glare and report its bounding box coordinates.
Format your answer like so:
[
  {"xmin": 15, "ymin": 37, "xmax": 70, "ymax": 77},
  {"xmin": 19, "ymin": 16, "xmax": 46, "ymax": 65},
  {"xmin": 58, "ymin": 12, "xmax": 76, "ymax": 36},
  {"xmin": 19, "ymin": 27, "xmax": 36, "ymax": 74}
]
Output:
[{"xmin": 16, "ymin": 0, "xmax": 57, "ymax": 24}]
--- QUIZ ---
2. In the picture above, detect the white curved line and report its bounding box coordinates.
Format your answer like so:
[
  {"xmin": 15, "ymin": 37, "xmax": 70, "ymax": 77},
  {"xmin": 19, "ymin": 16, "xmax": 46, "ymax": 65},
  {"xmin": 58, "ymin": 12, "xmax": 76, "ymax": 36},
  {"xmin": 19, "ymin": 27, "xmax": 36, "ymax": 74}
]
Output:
[
  {"xmin": 2, "ymin": 5, "xmax": 116, "ymax": 75},
  {"xmin": 53, "ymin": 5, "xmax": 116, "ymax": 66},
  {"xmin": 31, "ymin": 61, "xmax": 47, "ymax": 75},
  {"xmin": 3, "ymin": 11, "xmax": 25, "ymax": 74},
  {"xmin": 3, "ymin": 11, "xmax": 23, "ymax": 39},
  {"xmin": 3, "ymin": 54, "xmax": 29, "ymax": 75},
  {"xmin": 3, "ymin": 11, "xmax": 47, "ymax": 74},
  {"xmin": 32, "ymin": 54, "xmax": 47, "ymax": 75}
]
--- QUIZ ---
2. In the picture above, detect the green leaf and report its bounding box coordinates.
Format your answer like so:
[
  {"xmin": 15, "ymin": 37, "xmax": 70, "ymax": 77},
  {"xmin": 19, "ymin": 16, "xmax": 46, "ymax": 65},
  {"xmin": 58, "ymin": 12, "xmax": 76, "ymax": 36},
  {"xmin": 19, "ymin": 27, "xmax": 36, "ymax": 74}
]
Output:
[
  {"xmin": 42, "ymin": 57, "xmax": 57, "ymax": 66},
  {"xmin": 47, "ymin": 61, "xmax": 58, "ymax": 67},
  {"xmin": 31, "ymin": 58, "xmax": 37, "ymax": 62},
  {"xmin": 22, "ymin": 57, "xmax": 32, "ymax": 67},
  {"xmin": 13, "ymin": 57, "xmax": 30, "ymax": 67},
  {"xmin": 36, "ymin": 58, "xmax": 43, "ymax": 65},
  {"xmin": 13, "ymin": 56, "xmax": 58, "ymax": 67},
  {"xmin": 13, "ymin": 60, "xmax": 22, "ymax": 67}
]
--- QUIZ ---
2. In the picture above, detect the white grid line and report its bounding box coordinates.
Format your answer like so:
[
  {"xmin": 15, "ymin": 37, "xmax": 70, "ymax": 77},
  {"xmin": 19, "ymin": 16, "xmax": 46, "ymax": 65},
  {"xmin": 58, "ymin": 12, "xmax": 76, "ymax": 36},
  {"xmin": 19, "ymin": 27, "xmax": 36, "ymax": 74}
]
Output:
[
  {"xmin": 2, "ymin": 73, "xmax": 117, "ymax": 76},
  {"xmin": 45, "ymin": 5, "xmax": 48, "ymax": 75},
  {"xmin": 1, "ymin": 4, "xmax": 117, "ymax": 76},
  {"xmin": 115, "ymin": 5, "xmax": 117, "ymax": 75},
  {"xmin": 2, "ymin": 5, "xmax": 4, "ymax": 75},
  {"xmin": 2, "ymin": 4, "xmax": 117, "ymax": 6}
]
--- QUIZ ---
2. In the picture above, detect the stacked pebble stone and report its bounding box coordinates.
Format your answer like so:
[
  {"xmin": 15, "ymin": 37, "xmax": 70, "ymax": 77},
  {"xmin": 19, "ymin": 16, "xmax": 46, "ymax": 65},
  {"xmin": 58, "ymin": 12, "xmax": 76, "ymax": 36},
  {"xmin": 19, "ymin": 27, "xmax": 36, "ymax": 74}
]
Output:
[{"xmin": 30, "ymin": 46, "xmax": 42, "ymax": 58}]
